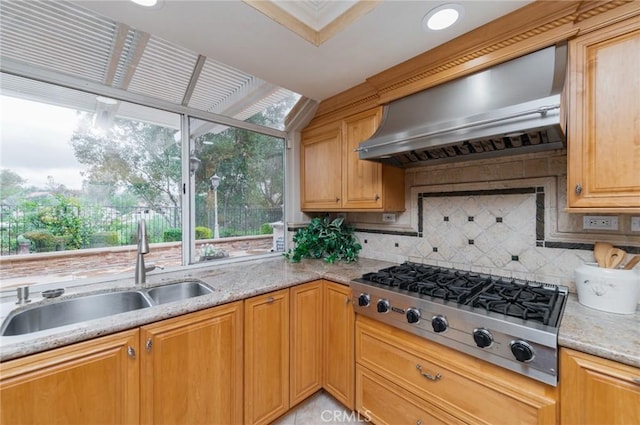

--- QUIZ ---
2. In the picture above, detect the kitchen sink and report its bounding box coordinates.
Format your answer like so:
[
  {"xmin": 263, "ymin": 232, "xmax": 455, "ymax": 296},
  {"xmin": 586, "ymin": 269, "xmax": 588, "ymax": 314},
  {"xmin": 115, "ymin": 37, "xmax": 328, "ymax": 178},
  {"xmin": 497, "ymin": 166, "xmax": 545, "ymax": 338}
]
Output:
[
  {"xmin": 146, "ymin": 280, "xmax": 214, "ymax": 304},
  {"xmin": 1, "ymin": 279, "xmax": 216, "ymax": 336},
  {"xmin": 1, "ymin": 290, "xmax": 153, "ymax": 336}
]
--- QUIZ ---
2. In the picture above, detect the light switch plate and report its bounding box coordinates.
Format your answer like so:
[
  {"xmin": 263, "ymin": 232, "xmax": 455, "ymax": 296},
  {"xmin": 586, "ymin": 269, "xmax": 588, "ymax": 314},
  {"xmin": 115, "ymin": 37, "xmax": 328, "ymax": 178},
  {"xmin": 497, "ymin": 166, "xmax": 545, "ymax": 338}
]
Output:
[
  {"xmin": 631, "ymin": 217, "xmax": 640, "ymax": 232},
  {"xmin": 382, "ymin": 213, "xmax": 396, "ymax": 223}
]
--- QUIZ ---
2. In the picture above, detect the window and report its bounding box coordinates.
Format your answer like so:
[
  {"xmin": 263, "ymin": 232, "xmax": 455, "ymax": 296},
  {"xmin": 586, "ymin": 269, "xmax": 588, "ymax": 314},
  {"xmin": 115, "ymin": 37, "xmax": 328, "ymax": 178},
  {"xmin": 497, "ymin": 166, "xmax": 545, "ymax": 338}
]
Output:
[
  {"xmin": 190, "ymin": 118, "xmax": 285, "ymax": 263},
  {"xmin": 0, "ymin": 71, "xmax": 291, "ymax": 290}
]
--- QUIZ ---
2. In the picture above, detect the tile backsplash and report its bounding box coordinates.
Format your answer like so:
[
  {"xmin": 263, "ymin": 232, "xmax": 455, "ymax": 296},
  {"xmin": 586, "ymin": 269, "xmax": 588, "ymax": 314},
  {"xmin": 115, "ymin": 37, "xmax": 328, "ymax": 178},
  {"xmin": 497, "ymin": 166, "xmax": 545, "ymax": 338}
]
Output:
[{"xmin": 344, "ymin": 150, "xmax": 640, "ymax": 293}]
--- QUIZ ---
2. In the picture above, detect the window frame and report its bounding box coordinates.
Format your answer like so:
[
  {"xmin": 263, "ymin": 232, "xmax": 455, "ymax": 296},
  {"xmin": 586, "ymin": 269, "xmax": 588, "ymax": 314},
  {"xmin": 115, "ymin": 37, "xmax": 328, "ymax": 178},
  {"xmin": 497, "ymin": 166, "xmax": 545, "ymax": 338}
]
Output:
[{"xmin": 1, "ymin": 59, "xmax": 289, "ymax": 270}]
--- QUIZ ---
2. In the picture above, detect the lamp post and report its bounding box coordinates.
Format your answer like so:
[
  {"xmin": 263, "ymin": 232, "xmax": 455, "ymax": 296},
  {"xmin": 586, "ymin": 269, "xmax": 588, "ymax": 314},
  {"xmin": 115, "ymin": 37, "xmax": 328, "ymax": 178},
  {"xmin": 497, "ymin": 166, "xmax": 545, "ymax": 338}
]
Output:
[{"xmin": 210, "ymin": 174, "xmax": 220, "ymax": 239}]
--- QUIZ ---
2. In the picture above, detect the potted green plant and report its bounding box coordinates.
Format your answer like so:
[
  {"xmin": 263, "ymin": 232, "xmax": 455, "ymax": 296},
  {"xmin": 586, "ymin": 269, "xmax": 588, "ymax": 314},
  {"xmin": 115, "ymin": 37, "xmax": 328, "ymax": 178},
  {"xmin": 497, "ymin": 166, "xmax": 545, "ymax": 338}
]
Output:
[{"xmin": 284, "ymin": 216, "xmax": 361, "ymax": 264}]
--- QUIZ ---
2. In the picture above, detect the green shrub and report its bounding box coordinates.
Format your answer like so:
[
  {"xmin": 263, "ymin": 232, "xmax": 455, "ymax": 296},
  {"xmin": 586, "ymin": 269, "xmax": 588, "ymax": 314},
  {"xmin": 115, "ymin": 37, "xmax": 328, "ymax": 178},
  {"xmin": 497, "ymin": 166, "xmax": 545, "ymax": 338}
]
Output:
[
  {"xmin": 195, "ymin": 226, "xmax": 213, "ymax": 240},
  {"xmin": 163, "ymin": 228, "xmax": 182, "ymax": 242},
  {"xmin": 23, "ymin": 230, "xmax": 57, "ymax": 252},
  {"xmin": 260, "ymin": 223, "xmax": 273, "ymax": 235},
  {"xmin": 90, "ymin": 231, "xmax": 119, "ymax": 247},
  {"xmin": 284, "ymin": 216, "xmax": 361, "ymax": 264}
]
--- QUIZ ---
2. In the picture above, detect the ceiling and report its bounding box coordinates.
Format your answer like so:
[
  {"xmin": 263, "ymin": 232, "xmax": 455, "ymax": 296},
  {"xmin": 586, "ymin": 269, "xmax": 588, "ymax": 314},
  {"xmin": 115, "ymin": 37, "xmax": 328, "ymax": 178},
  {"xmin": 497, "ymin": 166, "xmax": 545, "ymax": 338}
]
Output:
[{"xmin": 72, "ymin": 0, "xmax": 532, "ymax": 102}]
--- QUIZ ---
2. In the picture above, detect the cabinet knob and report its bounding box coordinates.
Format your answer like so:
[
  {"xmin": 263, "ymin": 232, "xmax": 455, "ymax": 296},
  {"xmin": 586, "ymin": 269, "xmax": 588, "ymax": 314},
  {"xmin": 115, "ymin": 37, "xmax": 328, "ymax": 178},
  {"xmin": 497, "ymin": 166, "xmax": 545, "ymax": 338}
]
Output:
[
  {"xmin": 374, "ymin": 193, "xmax": 380, "ymax": 201},
  {"xmin": 345, "ymin": 297, "xmax": 351, "ymax": 305},
  {"xmin": 127, "ymin": 346, "xmax": 136, "ymax": 359},
  {"xmin": 633, "ymin": 377, "xmax": 640, "ymax": 385},
  {"xmin": 575, "ymin": 184, "xmax": 583, "ymax": 195},
  {"xmin": 145, "ymin": 338, "xmax": 153, "ymax": 353},
  {"xmin": 335, "ymin": 197, "xmax": 340, "ymax": 203},
  {"xmin": 266, "ymin": 297, "xmax": 275, "ymax": 304}
]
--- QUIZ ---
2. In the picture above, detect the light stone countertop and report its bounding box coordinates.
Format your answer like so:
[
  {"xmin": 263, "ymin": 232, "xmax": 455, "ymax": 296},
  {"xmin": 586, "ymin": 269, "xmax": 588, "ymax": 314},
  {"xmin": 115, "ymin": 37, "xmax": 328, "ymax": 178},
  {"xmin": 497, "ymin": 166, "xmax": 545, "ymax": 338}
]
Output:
[{"xmin": 1, "ymin": 256, "xmax": 638, "ymax": 370}]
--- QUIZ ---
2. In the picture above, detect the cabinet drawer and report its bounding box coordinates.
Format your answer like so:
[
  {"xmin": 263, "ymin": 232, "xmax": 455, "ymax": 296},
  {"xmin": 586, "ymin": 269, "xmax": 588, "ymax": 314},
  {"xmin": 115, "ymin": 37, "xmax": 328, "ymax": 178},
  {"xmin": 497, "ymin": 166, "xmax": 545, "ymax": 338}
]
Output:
[
  {"xmin": 356, "ymin": 317, "xmax": 556, "ymax": 425},
  {"xmin": 356, "ymin": 365, "xmax": 464, "ymax": 425}
]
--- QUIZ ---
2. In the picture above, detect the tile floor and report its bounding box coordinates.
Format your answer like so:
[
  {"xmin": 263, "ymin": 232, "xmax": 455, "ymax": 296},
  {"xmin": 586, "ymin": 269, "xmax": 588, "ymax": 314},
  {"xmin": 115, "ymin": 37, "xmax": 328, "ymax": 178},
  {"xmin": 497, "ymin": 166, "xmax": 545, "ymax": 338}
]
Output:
[{"xmin": 272, "ymin": 391, "xmax": 368, "ymax": 424}]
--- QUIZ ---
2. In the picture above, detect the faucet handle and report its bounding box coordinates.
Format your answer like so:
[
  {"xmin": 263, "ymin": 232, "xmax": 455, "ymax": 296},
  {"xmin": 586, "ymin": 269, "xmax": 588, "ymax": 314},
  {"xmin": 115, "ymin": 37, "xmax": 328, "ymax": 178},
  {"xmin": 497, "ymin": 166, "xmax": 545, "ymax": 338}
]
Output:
[{"xmin": 16, "ymin": 286, "xmax": 31, "ymax": 305}]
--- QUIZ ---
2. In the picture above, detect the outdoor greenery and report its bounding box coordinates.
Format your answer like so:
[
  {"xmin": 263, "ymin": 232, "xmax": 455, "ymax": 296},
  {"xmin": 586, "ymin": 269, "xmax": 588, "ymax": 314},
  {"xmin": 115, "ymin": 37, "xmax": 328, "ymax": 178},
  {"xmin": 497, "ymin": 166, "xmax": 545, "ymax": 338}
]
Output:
[
  {"xmin": 284, "ymin": 216, "xmax": 362, "ymax": 264},
  {"xmin": 1, "ymin": 92, "xmax": 295, "ymax": 256}
]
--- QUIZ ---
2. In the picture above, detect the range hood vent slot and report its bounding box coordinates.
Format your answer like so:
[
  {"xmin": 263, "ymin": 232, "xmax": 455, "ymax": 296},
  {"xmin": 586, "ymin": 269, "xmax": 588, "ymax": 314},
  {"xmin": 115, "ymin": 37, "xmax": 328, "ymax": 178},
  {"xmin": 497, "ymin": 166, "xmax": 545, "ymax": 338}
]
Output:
[{"xmin": 357, "ymin": 44, "xmax": 567, "ymax": 167}]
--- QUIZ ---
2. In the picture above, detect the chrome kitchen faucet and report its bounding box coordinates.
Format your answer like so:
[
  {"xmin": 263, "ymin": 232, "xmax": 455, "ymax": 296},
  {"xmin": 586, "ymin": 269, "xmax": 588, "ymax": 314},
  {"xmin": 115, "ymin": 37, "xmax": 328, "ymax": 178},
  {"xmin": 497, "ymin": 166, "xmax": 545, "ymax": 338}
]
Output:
[{"xmin": 134, "ymin": 219, "xmax": 162, "ymax": 284}]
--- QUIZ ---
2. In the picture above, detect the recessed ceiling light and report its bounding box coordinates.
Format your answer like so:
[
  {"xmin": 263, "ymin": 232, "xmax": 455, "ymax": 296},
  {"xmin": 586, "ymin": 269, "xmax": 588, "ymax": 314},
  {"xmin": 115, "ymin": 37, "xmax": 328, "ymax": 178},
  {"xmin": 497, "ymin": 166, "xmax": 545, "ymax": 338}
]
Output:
[
  {"xmin": 423, "ymin": 4, "xmax": 464, "ymax": 31},
  {"xmin": 130, "ymin": 0, "xmax": 158, "ymax": 7}
]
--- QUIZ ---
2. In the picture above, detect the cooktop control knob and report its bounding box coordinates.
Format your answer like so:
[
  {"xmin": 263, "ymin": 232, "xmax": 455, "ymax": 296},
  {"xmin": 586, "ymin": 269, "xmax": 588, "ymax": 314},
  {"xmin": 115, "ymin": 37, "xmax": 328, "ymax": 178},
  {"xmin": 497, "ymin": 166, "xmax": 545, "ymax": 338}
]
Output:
[
  {"xmin": 431, "ymin": 315, "xmax": 448, "ymax": 333},
  {"xmin": 377, "ymin": 299, "xmax": 390, "ymax": 313},
  {"xmin": 358, "ymin": 294, "xmax": 371, "ymax": 307},
  {"xmin": 473, "ymin": 328, "xmax": 493, "ymax": 348},
  {"xmin": 406, "ymin": 308, "xmax": 421, "ymax": 324},
  {"xmin": 510, "ymin": 340, "xmax": 535, "ymax": 362}
]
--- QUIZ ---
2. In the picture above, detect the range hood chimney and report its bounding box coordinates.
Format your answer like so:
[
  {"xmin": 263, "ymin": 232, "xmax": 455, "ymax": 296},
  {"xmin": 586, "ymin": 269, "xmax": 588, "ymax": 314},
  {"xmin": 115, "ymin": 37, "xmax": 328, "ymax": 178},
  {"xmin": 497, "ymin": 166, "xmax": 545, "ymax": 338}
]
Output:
[{"xmin": 357, "ymin": 44, "xmax": 567, "ymax": 167}]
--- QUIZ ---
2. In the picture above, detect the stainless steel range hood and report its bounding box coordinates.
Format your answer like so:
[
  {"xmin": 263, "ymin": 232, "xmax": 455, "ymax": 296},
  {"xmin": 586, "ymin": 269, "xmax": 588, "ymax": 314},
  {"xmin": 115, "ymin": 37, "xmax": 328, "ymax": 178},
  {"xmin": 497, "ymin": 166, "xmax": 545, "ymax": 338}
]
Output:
[{"xmin": 357, "ymin": 44, "xmax": 567, "ymax": 167}]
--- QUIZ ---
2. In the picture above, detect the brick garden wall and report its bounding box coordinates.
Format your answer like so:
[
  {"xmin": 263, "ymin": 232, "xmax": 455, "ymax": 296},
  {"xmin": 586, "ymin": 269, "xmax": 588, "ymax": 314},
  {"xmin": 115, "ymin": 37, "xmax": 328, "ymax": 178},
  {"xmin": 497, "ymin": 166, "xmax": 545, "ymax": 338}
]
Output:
[{"xmin": 0, "ymin": 235, "xmax": 273, "ymax": 285}]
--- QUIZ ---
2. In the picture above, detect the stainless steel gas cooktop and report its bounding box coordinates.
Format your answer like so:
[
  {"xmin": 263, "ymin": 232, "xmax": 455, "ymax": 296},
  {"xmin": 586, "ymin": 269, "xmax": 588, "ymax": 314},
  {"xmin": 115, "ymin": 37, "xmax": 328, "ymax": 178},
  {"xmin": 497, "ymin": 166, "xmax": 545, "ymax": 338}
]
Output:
[{"xmin": 350, "ymin": 262, "xmax": 568, "ymax": 386}]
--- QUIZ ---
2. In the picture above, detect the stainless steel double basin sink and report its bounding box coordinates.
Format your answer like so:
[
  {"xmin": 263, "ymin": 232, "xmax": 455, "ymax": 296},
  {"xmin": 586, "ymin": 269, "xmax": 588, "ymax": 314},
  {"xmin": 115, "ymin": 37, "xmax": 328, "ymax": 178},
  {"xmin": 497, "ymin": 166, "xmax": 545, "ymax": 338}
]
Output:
[{"xmin": 1, "ymin": 280, "xmax": 214, "ymax": 337}]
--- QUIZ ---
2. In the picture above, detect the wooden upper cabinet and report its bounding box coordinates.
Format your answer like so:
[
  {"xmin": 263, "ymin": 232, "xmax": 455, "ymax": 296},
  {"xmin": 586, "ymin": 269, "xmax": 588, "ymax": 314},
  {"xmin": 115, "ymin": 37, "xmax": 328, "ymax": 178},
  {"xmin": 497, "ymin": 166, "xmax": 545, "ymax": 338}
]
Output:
[
  {"xmin": 301, "ymin": 107, "xmax": 405, "ymax": 212},
  {"xmin": 567, "ymin": 15, "xmax": 640, "ymax": 212},
  {"xmin": 560, "ymin": 348, "xmax": 640, "ymax": 425},
  {"xmin": 140, "ymin": 302, "xmax": 243, "ymax": 425},
  {"xmin": 0, "ymin": 329, "xmax": 140, "ymax": 425},
  {"xmin": 300, "ymin": 123, "xmax": 343, "ymax": 210}
]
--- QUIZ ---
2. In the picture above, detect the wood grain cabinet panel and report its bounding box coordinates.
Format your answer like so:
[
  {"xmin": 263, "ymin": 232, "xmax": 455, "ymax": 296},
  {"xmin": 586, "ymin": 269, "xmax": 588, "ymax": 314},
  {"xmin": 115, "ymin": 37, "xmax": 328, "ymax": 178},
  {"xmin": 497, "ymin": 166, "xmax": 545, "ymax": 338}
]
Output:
[
  {"xmin": 567, "ymin": 15, "xmax": 640, "ymax": 212},
  {"xmin": 290, "ymin": 281, "xmax": 323, "ymax": 406},
  {"xmin": 323, "ymin": 280, "xmax": 356, "ymax": 410},
  {"xmin": 140, "ymin": 302, "xmax": 243, "ymax": 425},
  {"xmin": 0, "ymin": 329, "xmax": 139, "ymax": 425},
  {"xmin": 355, "ymin": 316, "xmax": 557, "ymax": 425},
  {"xmin": 560, "ymin": 348, "xmax": 640, "ymax": 425},
  {"xmin": 244, "ymin": 289, "xmax": 290, "ymax": 425},
  {"xmin": 301, "ymin": 107, "xmax": 405, "ymax": 212}
]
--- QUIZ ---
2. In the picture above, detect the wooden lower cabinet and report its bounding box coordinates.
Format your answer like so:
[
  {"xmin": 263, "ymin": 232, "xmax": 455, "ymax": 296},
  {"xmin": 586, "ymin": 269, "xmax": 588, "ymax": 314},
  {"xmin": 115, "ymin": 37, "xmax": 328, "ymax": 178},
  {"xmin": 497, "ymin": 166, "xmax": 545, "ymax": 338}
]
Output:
[
  {"xmin": 290, "ymin": 281, "xmax": 323, "ymax": 406},
  {"xmin": 140, "ymin": 302, "xmax": 243, "ymax": 425},
  {"xmin": 560, "ymin": 348, "xmax": 640, "ymax": 425},
  {"xmin": 0, "ymin": 329, "xmax": 140, "ymax": 425},
  {"xmin": 355, "ymin": 315, "xmax": 558, "ymax": 425},
  {"xmin": 356, "ymin": 364, "xmax": 465, "ymax": 425},
  {"xmin": 323, "ymin": 280, "xmax": 355, "ymax": 410},
  {"xmin": 244, "ymin": 288, "xmax": 290, "ymax": 425}
]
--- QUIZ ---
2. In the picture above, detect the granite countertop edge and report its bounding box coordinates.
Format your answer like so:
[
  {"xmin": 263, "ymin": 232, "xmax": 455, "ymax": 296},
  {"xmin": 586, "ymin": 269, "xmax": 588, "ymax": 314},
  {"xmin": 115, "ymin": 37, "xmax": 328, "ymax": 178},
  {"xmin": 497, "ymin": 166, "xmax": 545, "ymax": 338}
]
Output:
[{"xmin": 1, "ymin": 257, "xmax": 638, "ymax": 369}]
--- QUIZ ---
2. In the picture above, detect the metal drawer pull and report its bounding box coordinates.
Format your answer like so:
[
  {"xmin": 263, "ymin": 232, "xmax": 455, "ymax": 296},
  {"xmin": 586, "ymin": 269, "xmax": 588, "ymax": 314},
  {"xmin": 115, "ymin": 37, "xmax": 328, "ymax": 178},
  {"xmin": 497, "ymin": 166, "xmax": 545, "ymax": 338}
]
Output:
[
  {"xmin": 633, "ymin": 377, "xmax": 640, "ymax": 385},
  {"xmin": 266, "ymin": 297, "xmax": 275, "ymax": 304},
  {"xmin": 416, "ymin": 364, "xmax": 441, "ymax": 381}
]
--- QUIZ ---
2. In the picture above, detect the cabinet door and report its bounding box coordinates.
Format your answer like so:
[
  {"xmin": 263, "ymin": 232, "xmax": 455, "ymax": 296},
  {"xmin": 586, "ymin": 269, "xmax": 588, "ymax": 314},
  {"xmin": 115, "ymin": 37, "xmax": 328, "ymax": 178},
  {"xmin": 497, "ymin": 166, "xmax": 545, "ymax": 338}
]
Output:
[
  {"xmin": 567, "ymin": 16, "xmax": 640, "ymax": 211},
  {"xmin": 342, "ymin": 108, "xmax": 384, "ymax": 209},
  {"xmin": 140, "ymin": 302, "xmax": 243, "ymax": 425},
  {"xmin": 0, "ymin": 329, "xmax": 139, "ymax": 425},
  {"xmin": 245, "ymin": 289, "xmax": 290, "ymax": 425},
  {"xmin": 290, "ymin": 281, "xmax": 323, "ymax": 406},
  {"xmin": 560, "ymin": 348, "xmax": 640, "ymax": 425},
  {"xmin": 323, "ymin": 281, "xmax": 356, "ymax": 409},
  {"xmin": 300, "ymin": 124, "xmax": 343, "ymax": 210}
]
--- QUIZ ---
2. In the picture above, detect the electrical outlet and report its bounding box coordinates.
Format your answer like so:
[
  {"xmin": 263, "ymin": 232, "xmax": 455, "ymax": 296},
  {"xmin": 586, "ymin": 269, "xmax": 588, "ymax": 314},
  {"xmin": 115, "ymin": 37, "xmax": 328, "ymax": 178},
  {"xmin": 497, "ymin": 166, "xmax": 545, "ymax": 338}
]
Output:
[
  {"xmin": 583, "ymin": 215, "xmax": 618, "ymax": 230},
  {"xmin": 631, "ymin": 217, "xmax": 640, "ymax": 232},
  {"xmin": 382, "ymin": 213, "xmax": 396, "ymax": 223}
]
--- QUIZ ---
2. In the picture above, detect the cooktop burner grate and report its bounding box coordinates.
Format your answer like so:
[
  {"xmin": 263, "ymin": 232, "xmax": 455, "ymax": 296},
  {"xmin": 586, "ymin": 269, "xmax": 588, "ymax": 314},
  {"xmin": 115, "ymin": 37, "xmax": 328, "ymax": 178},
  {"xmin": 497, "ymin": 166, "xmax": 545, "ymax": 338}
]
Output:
[{"xmin": 360, "ymin": 262, "xmax": 565, "ymax": 327}]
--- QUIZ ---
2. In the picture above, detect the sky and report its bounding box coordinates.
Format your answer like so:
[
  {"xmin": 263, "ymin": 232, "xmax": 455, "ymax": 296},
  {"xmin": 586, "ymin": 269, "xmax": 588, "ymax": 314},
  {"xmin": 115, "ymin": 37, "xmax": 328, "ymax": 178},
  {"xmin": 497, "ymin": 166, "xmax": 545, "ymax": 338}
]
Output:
[{"xmin": 0, "ymin": 96, "xmax": 85, "ymax": 191}]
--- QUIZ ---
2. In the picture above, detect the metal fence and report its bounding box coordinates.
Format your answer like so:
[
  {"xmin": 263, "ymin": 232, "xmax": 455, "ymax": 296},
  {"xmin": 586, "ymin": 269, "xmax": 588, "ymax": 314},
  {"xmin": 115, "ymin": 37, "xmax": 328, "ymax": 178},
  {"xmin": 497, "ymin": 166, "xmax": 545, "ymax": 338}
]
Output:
[{"xmin": 0, "ymin": 204, "xmax": 282, "ymax": 256}]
